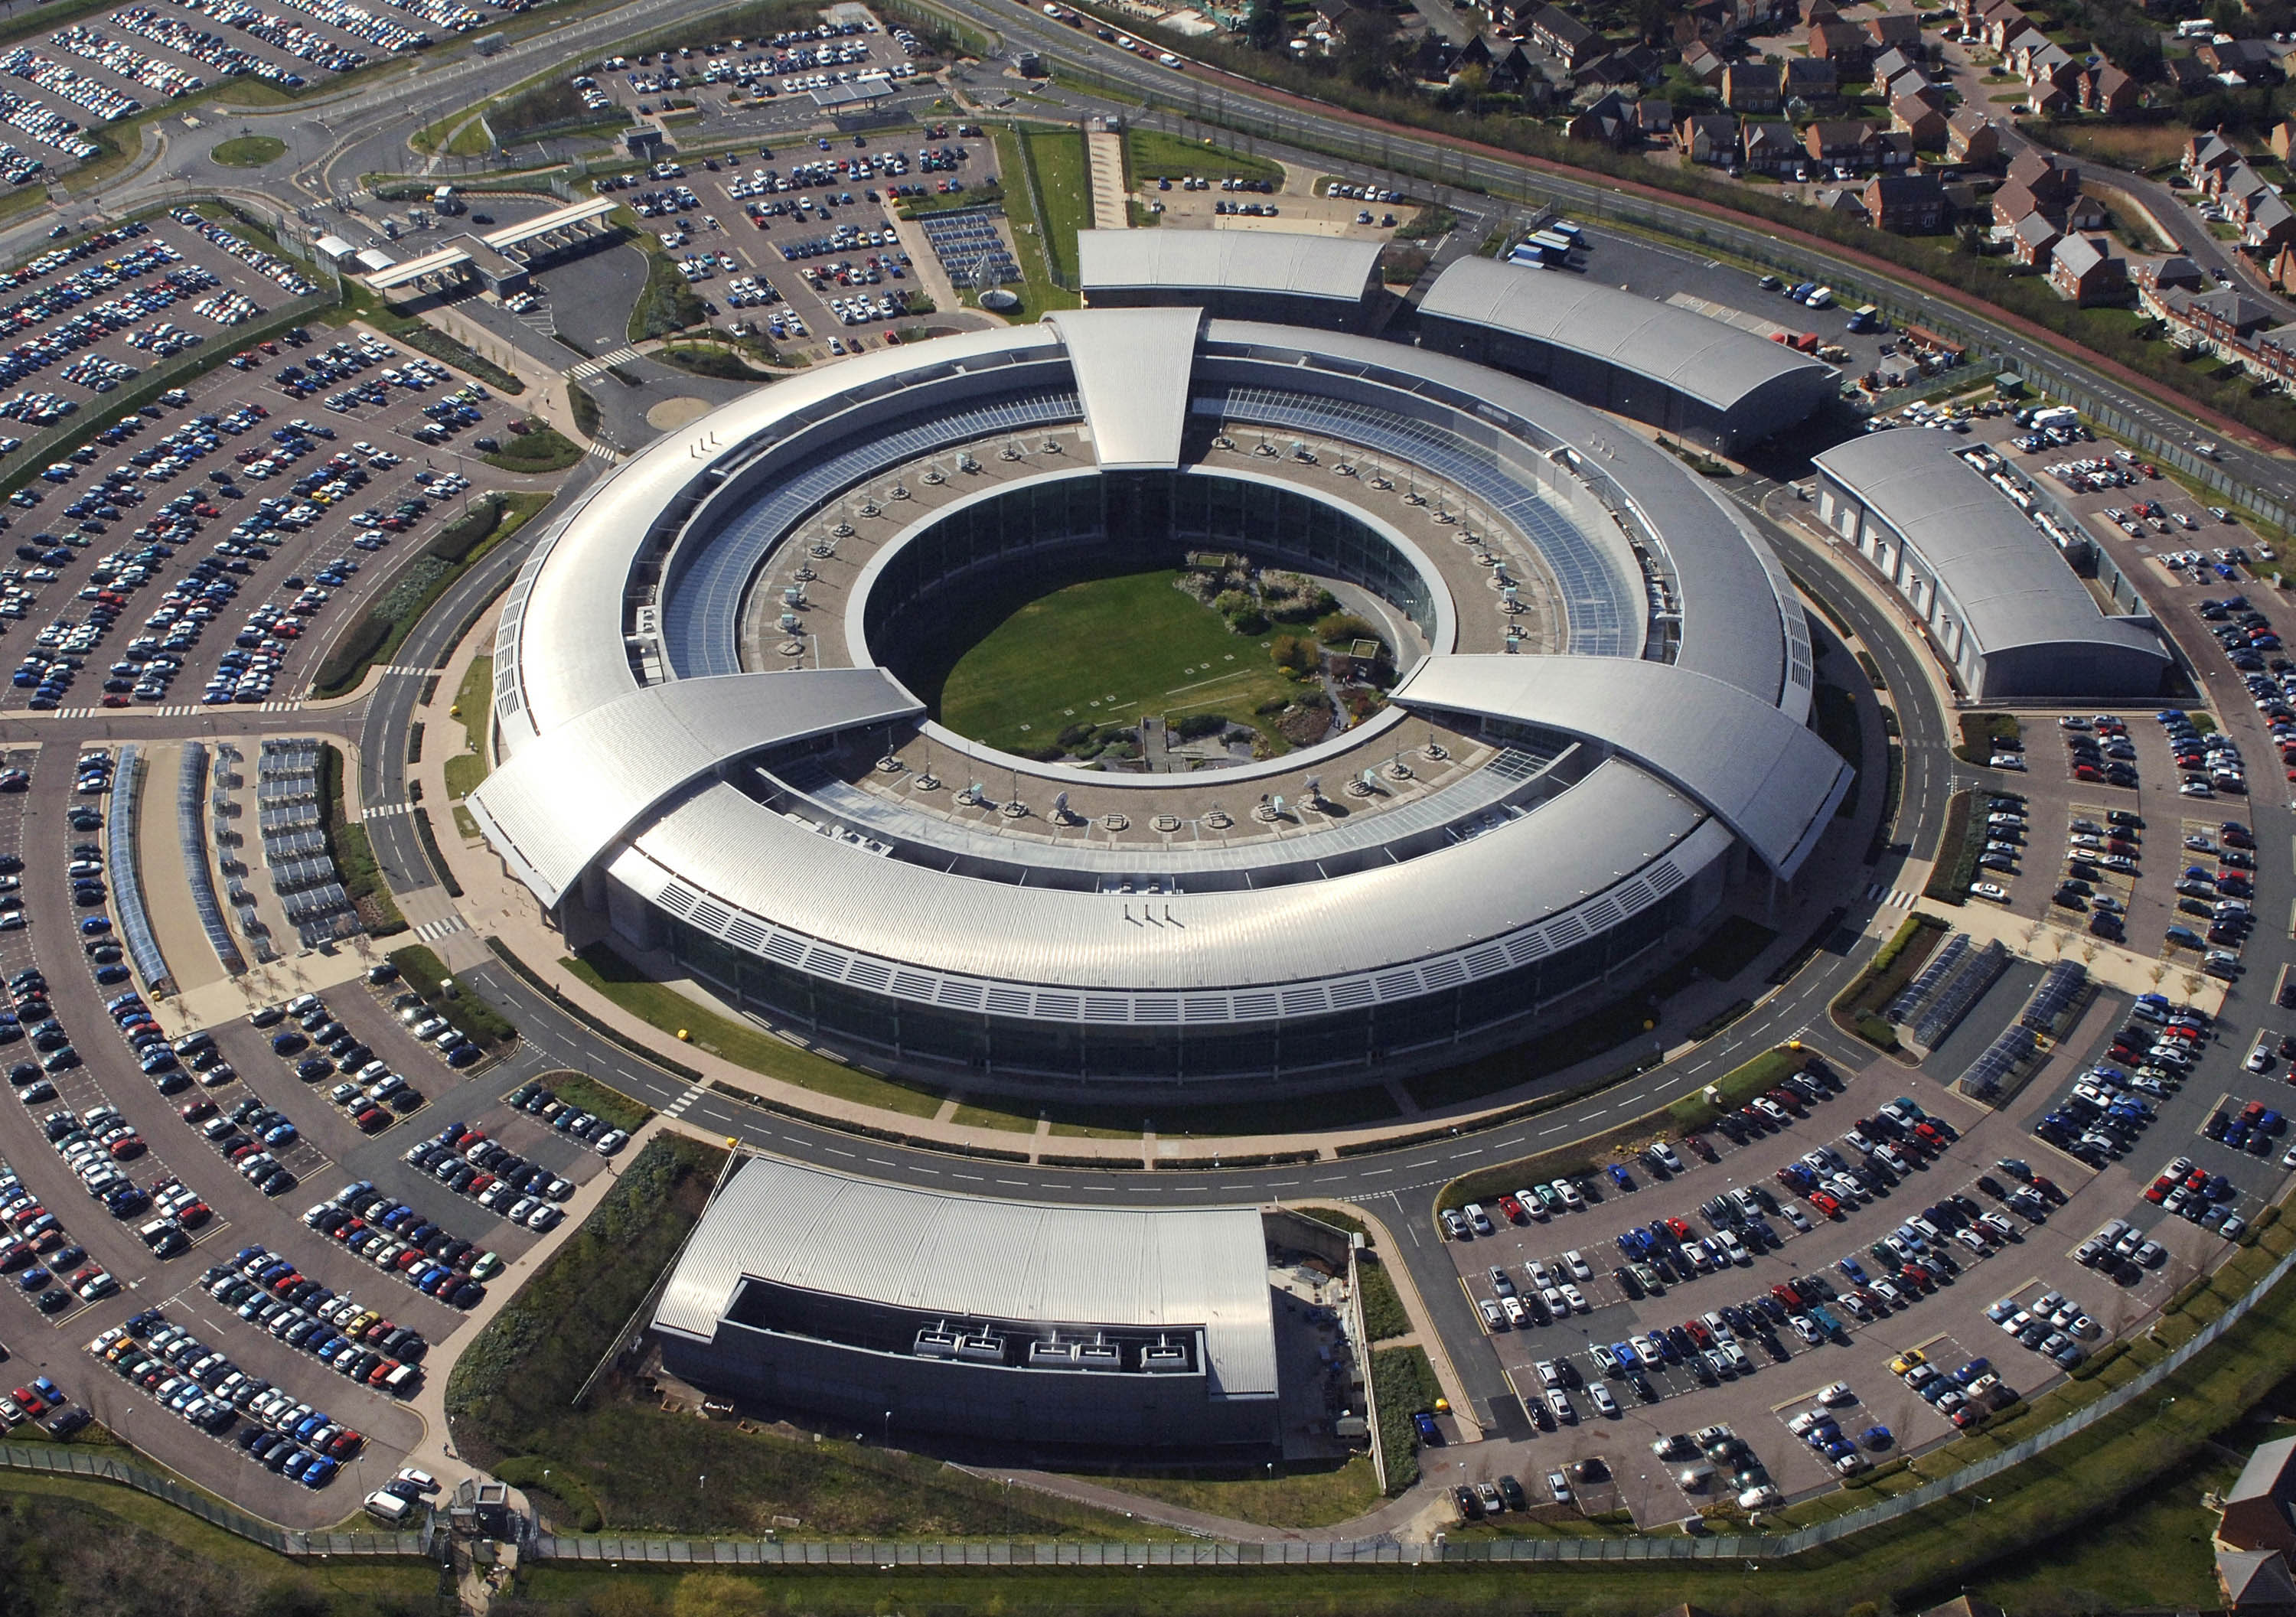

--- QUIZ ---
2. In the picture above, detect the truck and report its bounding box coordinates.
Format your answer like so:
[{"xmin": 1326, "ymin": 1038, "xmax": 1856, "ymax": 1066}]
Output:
[
  {"xmin": 1510, "ymin": 230, "xmax": 1574, "ymax": 267},
  {"xmin": 432, "ymin": 184, "xmax": 465, "ymax": 217},
  {"xmin": 1805, "ymin": 285, "xmax": 1835, "ymax": 310},
  {"xmin": 1845, "ymin": 303, "xmax": 1883, "ymax": 333},
  {"xmin": 1789, "ymin": 331, "xmax": 1821, "ymax": 354}
]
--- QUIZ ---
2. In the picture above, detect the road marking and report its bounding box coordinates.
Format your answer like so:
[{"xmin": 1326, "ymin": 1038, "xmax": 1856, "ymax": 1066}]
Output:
[{"xmin": 411, "ymin": 914, "xmax": 465, "ymax": 943}]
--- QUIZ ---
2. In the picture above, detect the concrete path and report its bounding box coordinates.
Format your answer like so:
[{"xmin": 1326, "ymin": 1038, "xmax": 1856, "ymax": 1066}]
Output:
[{"xmin": 1085, "ymin": 127, "xmax": 1128, "ymax": 231}]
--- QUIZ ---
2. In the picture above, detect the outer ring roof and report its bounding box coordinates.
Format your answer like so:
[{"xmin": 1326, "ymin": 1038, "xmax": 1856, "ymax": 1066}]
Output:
[{"xmin": 475, "ymin": 312, "xmax": 1844, "ymax": 1016}]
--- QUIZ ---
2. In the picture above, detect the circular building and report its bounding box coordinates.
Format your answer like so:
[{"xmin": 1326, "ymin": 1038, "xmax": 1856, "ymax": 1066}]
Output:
[{"xmin": 470, "ymin": 308, "xmax": 1851, "ymax": 1098}]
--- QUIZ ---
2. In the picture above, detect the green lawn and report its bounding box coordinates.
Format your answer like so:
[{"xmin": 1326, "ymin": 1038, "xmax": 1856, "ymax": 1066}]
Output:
[
  {"xmin": 934, "ymin": 568, "xmax": 1300, "ymax": 753},
  {"xmin": 1020, "ymin": 125, "xmax": 1091, "ymax": 287},
  {"xmin": 983, "ymin": 124, "xmax": 1081, "ymax": 318},
  {"xmin": 1127, "ymin": 126, "xmax": 1284, "ymax": 186},
  {"xmin": 949, "ymin": 1101, "xmax": 1037, "ymax": 1132},
  {"xmin": 1061, "ymin": 1454, "xmax": 1382, "ymax": 1529},
  {"xmin": 208, "ymin": 133, "xmax": 284, "ymax": 168},
  {"xmin": 563, "ymin": 944, "xmax": 949, "ymax": 1118},
  {"xmin": 443, "ymin": 654, "xmax": 491, "ymax": 800}
]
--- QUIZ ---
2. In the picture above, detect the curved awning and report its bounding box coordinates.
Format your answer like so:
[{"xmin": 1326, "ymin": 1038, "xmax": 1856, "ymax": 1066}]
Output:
[
  {"xmin": 467, "ymin": 668, "xmax": 921, "ymax": 908},
  {"xmin": 1392, "ymin": 654, "xmax": 1852, "ymax": 879}
]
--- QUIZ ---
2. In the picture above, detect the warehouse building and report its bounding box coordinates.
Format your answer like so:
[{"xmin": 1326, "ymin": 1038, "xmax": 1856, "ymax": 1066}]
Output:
[
  {"xmin": 1076, "ymin": 228, "xmax": 1385, "ymax": 331},
  {"xmin": 1413, "ymin": 257, "xmax": 1837, "ymax": 455},
  {"xmin": 652, "ymin": 1156, "xmax": 1282, "ymax": 1449},
  {"xmin": 1810, "ymin": 432, "xmax": 2172, "ymax": 702}
]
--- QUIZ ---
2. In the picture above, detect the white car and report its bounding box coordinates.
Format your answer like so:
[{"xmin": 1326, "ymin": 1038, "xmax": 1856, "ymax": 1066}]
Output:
[{"xmin": 1969, "ymin": 881, "xmax": 2009, "ymax": 901}]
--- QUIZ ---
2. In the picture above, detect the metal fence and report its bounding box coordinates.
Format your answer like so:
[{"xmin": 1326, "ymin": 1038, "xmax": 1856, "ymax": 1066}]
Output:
[
  {"xmin": 104, "ymin": 743, "xmax": 172, "ymax": 997},
  {"xmin": 0, "ymin": 1441, "xmax": 430, "ymax": 1557}
]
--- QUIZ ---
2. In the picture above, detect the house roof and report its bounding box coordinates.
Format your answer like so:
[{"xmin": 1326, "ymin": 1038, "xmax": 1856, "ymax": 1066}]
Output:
[
  {"xmin": 2014, "ymin": 211, "xmax": 2062, "ymax": 247},
  {"xmin": 2219, "ymin": 1548, "xmax": 2296, "ymax": 1608},
  {"xmin": 2052, "ymin": 233, "xmax": 2117, "ymax": 279},
  {"xmin": 1531, "ymin": 2, "xmax": 1595, "ymax": 44},
  {"xmin": 2170, "ymin": 288, "xmax": 2278, "ymax": 331},
  {"xmin": 2230, "ymin": 1438, "xmax": 2296, "ymax": 1505},
  {"xmin": 2147, "ymin": 253, "xmax": 2203, "ymax": 287}
]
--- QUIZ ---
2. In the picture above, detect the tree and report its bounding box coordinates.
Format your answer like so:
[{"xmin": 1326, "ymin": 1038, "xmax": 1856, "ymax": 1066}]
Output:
[{"xmin": 1244, "ymin": 0, "xmax": 1283, "ymax": 53}]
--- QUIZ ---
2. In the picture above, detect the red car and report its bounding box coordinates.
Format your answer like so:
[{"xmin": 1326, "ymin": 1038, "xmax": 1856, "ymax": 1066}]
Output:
[
  {"xmin": 2146, "ymin": 1175, "xmax": 2174, "ymax": 1204},
  {"xmin": 1663, "ymin": 1216, "xmax": 1692, "ymax": 1240},
  {"xmin": 1496, "ymin": 1195, "xmax": 1525, "ymax": 1222},
  {"xmin": 1807, "ymin": 1189, "xmax": 1841, "ymax": 1217},
  {"xmin": 1685, "ymin": 1136, "xmax": 1718, "ymax": 1163}
]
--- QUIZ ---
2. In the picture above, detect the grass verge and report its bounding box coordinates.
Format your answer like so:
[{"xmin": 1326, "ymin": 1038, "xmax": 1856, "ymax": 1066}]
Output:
[
  {"xmin": 316, "ymin": 742, "xmax": 403, "ymax": 937},
  {"xmin": 443, "ymin": 655, "xmax": 492, "ymax": 801},
  {"xmin": 1923, "ymin": 790, "xmax": 1981, "ymax": 905},
  {"xmin": 563, "ymin": 943, "xmax": 947, "ymax": 1119},
  {"xmin": 1357, "ymin": 1251, "xmax": 1409, "ymax": 1342},
  {"xmin": 532, "ymin": 1068, "xmax": 653, "ymax": 1133},
  {"xmin": 1953, "ymin": 711, "xmax": 2021, "ymax": 765},
  {"xmin": 312, "ymin": 491, "xmax": 549, "ymax": 696},
  {"xmin": 208, "ymin": 134, "xmax": 284, "ymax": 168},
  {"xmin": 481, "ymin": 422, "xmax": 582, "ymax": 473},
  {"xmin": 1369, "ymin": 1345, "xmax": 1440, "ymax": 1495},
  {"xmin": 983, "ymin": 124, "xmax": 1081, "ymax": 318},
  {"xmin": 1828, "ymin": 911, "xmax": 1948, "ymax": 1045},
  {"xmin": 1126, "ymin": 126, "xmax": 1283, "ymax": 185},
  {"xmin": 1059, "ymin": 1454, "xmax": 1381, "ymax": 1530}
]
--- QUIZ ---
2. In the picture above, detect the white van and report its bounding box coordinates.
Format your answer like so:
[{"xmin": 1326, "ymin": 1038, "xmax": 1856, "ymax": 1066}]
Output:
[{"xmin": 364, "ymin": 1491, "xmax": 413, "ymax": 1524}]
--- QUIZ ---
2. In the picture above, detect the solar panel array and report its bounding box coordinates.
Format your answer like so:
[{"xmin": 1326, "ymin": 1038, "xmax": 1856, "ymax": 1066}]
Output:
[
  {"xmin": 916, "ymin": 207, "xmax": 1018, "ymax": 289},
  {"xmin": 2019, "ymin": 960, "xmax": 2089, "ymax": 1034},
  {"xmin": 1887, "ymin": 931, "xmax": 1968, "ymax": 1025},
  {"xmin": 1913, "ymin": 938, "xmax": 2008, "ymax": 1049},
  {"xmin": 1204, "ymin": 386, "xmax": 1640, "ymax": 657},
  {"xmin": 176, "ymin": 743, "xmax": 243, "ymax": 975},
  {"xmin": 662, "ymin": 390, "xmax": 1082, "ymax": 679}
]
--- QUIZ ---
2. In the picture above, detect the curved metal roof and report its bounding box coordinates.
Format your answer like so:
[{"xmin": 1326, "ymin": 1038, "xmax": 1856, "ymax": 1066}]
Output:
[
  {"xmin": 1811, "ymin": 432, "xmax": 2173, "ymax": 663},
  {"xmin": 1393, "ymin": 654, "xmax": 1851, "ymax": 879},
  {"xmin": 468, "ymin": 669, "xmax": 921, "ymax": 908},
  {"xmin": 1416, "ymin": 256, "xmax": 1838, "ymax": 419},
  {"xmin": 609, "ymin": 761, "xmax": 1722, "ymax": 1007},
  {"xmin": 1042, "ymin": 307, "xmax": 1199, "ymax": 469},
  {"xmin": 1077, "ymin": 227, "xmax": 1381, "ymax": 304},
  {"xmin": 655, "ymin": 1156, "xmax": 1277, "ymax": 1398}
]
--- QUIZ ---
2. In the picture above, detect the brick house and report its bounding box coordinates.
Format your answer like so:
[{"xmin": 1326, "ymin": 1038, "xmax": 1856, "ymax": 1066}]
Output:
[
  {"xmin": 2136, "ymin": 255, "xmax": 2204, "ymax": 293},
  {"xmin": 2009, "ymin": 210, "xmax": 2060, "ymax": 266},
  {"xmin": 2048, "ymin": 233, "xmax": 2127, "ymax": 305},
  {"xmin": 1892, "ymin": 96, "xmax": 1947, "ymax": 148},
  {"xmin": 1866, "ymin": 9, "xmax": 1921, "ymax": 49},
  {"xmin": 2079, "ymin": 62, "xmax": 2139, "ymax": 116},
  {"xmin": 1810, "ymin": 19, "xmax": 1871, "ymax": 70},
  {"xmin": 2272, "ymin": 243, "xmax": 2296, "ymax": 293},
  {"xmin": 1564, "ymin": 88, "xmax": 1639, "ymax": 147},
  {"xmin": 1675, "ymin": 112, "xmax": 1740, "ymax": 165},
  {"xmin": 1681, "ymin": 41, "xmax": 1725, "ymax": 84},
  {"xmin": 1805, "ymin": 118, "xmax": 1873, "ymax": 166},
  {"xmin": 1947, "ymin": 107, "xmax": 2001, "ymax": 167},
  {"xmin": 2272, "ymin": 119, "xmax": 2296, "ymax": 165},
  {"xmin": 2184, "ymin": 130, "xmax": 2243, "ymax": 185},
  {"xmin": 1527, "ymin": 3, "xmax": 1600, "ymax": 68},
  {"xmin": 1724, "ymin": 59, "xmax": 1782, "ymax": 111},
  {"xmin": 1780, "ymin": 55, "xmax": 1838, "ymax": 106},
  {"xmin": 1741, "ymin": 119, "xmax": 1800, "ymax": 172},
  {"xmin": 2249, "ymin": 193, "xmax": 2296, "ymax": 256},
  {"xmin": 2006, "ymin": 148, "xmax": 2079, "ymax": 213},
  {"xmin": 1864, "ymin": 171, "xmax": 1949, "ymax": 233}
]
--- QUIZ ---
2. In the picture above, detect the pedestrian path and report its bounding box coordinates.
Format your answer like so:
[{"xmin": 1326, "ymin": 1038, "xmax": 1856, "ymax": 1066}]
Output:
[
  {"xmin": 361, "ymin": 801, "xmax": 413, "ymax": 820},
  {"xmin": 411, "ymin": 914, "xmax": 466, "ymax": 944},
  {"xmin": 1866, "ymin": 883, "xmax": 1919, "ymax": 909},
  {"xmin": 565, "ymin": 346, "xmax": 643, "ymax": 380},
  {"xmin": 583, "ymin": 440, "xmax": 622, "ymax": 465},
  {"xmin": 660, "ymin": 1084, "xmax": 706, "ymax": 1120}
]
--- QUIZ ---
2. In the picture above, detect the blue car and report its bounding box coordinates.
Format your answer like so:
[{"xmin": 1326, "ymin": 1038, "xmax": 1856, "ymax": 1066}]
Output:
[
  {"xmin": 1863, "ymin": 1425, "xmax": 1893, "ymax": 1450},
  {"xmin": 78, "ymin": 916, "xmax": 110, "ymax": 934},
  {"xmin": 1606, "ymin": 1164, "xmax": 1634, "ymax": 1192},
  {"xmin": 1412, "ymin": 1411, "xmax": 1442, "ymax": 1447},
  {"xmin": 1839, "ymin": 1257, "xmax": 1868, "ymax": 1284}
]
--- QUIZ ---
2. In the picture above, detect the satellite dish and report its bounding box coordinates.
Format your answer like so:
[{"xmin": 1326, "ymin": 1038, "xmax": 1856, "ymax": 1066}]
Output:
[
  {"xmin": 1054, "ymin": 791, "xmax": 1070, "ymax": 814},
  {"xmin": 1303, "ymin": 774, "xmax": 1321, "ymax": 797}
]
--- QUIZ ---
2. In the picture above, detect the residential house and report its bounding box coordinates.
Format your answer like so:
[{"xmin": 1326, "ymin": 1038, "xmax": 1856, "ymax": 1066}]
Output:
[
  {"xmin": 1991, "ymin": 178, "xmax": 2045, "ymax": 229},
  {"xmin": 2274, "ymin": 243, "xmax": 2296, "ymax": 294},
  {"xmin": 2079, "ymin": 62, "xmax": 2139, "ymax": 116},
  {"xmin": 1805, "ymin": 118, "xmax": 1873, "ymax": 167},
  {"xmin": 2136, "ymin": 254, "xmax": 2204, "ymax": 292},
  {"xmin": 1681, "ymin": 41, "xmax": 1725, "ymax": 84},
  {"xmin": 2020, "ymin": 37, "xmax": 2084, "ymax": 99},
  {"xmin": 1564, "ymin": 88, "xmax": 1640, "ymax": 148},
  {"xmin": 1675, "ymin": 112, "xmax": 1740, "ymax": 165},
  {"xmin": 1970, "ymin": 0, "xmax": 2024, "ymax": 47},
  {"xmin": 2184, "ymin": 130, "xmax": 2243, "ymax": 184},
  {"xmin": 1781, "ymin": 55, "xmax": 1838, "ymax": 107},
  {"xmin": 2249, "ymin": 191, "xmax": 2296, "ymax": 255},
  {"xmin": 2272, "ymin": 119, "xmax": 2296, "ymax": 166},
  {"xmin": 1870, "ymin": 45, "xmax": 1919, "ymax": 83},
  {"xmin": 1406, "ymin": 31, "xmax": 1457, "ymax": 80},
  {"xmin": 1866, "ymin": 9, "xmax": 1921, "ymax": 49},
  {"xmin": 2219, "ymin": 1550, "xmax": 2296, "ymax": 1615},
  {"xmin": 1870, "ymin": 127, "xmax": 1916, "ymax": 168},
  {"xmin": 1805, "ymin": 0, "xmax": 1841, "ymax": 24},
  {"xmin": 2151, "ymin": 290, "xmax": 2295, "ymax": 384},
  {"xmin": 1741, "ymin": 119, "xmax": 1801, "ymax": 172},
  {"xmin": 1810, "ymin": 19, "xmax": 1871, "ymax": 70},
  {"xmin": 1812, "ymin": 184, "xmax": 1870, "ymax": 221},
  {"xmin": 1883, "ymin": 65, "xmax": 1946, "ymax": 108},
  {"xmin": 1636, "ymin": 96, "xmax": 1674, "ymax": 139},
  {"xmin": 1486, "ymin": 0, "xmax": 1541, "ymax": 30},
  {"xmin": 1892, "ymin": 95, "xmax": 1947, "ymax": 148},
  {"xmin": 1489, "ymin": 40, "xmax": 1535, "ymax": 88},
  {"xmin": 2047, "ymin": 233, "xmax": 2127, "ymax": 304},
  {"xmin": 2198, "ymin": 37, "xmax": 2285, "ymax": 84},
  {"xmin": 2006, "ymin": 148, "xmax": 2080, "ymax": 213},
  {"xmin": 1988, "ymin": 7, "xmax": 2038, "ymax": 53},
  {"xmin": 2009, "ymin": 209, "xmax": 2060, "ymax": 266},
  {"xmin": 1527, "ymin": 3, "xmax": 1600, "ymax": 68},
  {"xmin": 2163, "ymin": 54, "xmax": 2212, "ymax": 95},
  {"xmin": 1947, "ymin": 107, "xmax": 2001, "ymax": 167},
  {"xmin": 1865, "ymin": 171, "xmax": 1949, "ymax": 232},
  {"xmin": 1724, "ymin": 59, "xmax": 1782, "ymax": 111},
  {"xmin": 2205, "ymin": 159, "xmax": 2269, "ymax": 207}
]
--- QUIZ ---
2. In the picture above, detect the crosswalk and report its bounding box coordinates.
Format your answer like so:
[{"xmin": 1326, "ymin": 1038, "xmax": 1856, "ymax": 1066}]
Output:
[
  {"xmin": 46, "ymin": 700, "xmax": 300, "ymax": 719},
  {"xmin": 1866, "ymin": 884, "xmax": 1918, "ymax": 910},
  {"xmin": 410, "ymin": 914, "xmax": 465, "ymax": 943},
  {"xmin": 362, "ymin": 801, "xmax": 413, "ymax": 820},
  {"xmin": 375, "ymin": 664, "xmax": 431, "ymax": 679},
  {"xmin": 660, "ymin": 1084, "xmax": 706, "ymax": 1120},
  {"xmin": 565, "ymin": 346, "xmax": 643, "ymax": 380},
  {"xmin": 583, "ymin": 441, "xmax": 622, "ymax": 465}
]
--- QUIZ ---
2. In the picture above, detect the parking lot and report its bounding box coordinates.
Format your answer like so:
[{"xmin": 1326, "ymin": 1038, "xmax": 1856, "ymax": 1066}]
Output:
[
  {"xmin": 0, "ymin": 212, "xmax": 565, "ymax": 717},
  {"xmin": 1430, "ymin": 1020, "xmax": 2282, "ymax": 1528}
]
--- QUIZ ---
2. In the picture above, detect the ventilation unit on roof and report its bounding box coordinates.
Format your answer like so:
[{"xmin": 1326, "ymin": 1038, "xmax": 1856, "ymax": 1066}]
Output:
[
  {"xmin": 1076, "ymin": 1338, "xmax": 1123, "ymax": 1371},
  {"xmin": 956, "ymin": 1332, "xmax": 1007, "ymax": 1364},
  {"xmin": 1027, "ymin": 1339, "xmax": 1080, "ymax": 1369},
  {"xmin": 1140, "ymin": 1337, "xmax": 1192, "ymax": 1373},
  {"xmin": 912, "ymin": 1325, "xmax": 960, "ymax": 1358}
]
